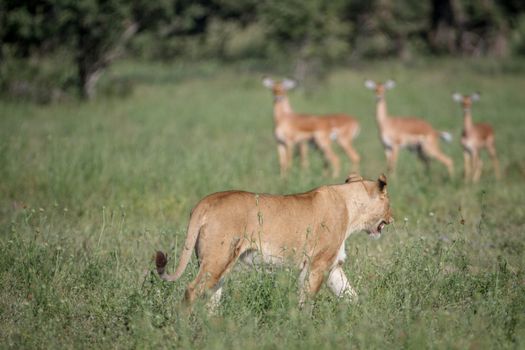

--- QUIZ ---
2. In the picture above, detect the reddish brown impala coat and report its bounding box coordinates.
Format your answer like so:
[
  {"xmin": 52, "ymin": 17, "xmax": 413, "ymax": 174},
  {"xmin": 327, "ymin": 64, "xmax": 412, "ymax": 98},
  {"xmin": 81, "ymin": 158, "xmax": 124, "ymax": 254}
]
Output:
[
  {"xmin": 263, "ymin": 78, "xmax": 360, "ymax": 178},
  {"xmin": 452, "ymin": 92, "xmax": 500, "ymax": 182},
  {"xmin": 365, "ymin": 80, "xmax": 454, "ymax": 177}
]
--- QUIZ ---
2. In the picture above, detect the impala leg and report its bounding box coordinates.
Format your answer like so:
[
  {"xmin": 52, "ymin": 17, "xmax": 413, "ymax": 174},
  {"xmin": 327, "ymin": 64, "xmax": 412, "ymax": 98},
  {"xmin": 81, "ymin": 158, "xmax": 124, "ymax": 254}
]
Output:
[
  {"xmin": 386, "ymin": 146, "xmax": 399, "ymax": 174},
  {"xmin": 487, "ymin": 142, "xmax": 501, "ymax": 180},
  {"xmin": 286, "ymin": 142, "xmax": 294, "ymax": 171},
  {"xmin": 316, "ymin": 135, "xmax": 340, "ymax": 178},
  {"xmin": 385, "ymin": 149, "xmax": 392, "ymax": 172},
  {"xmin": 472, "ymin": 151, "xmax": 483, "ymax": 183},
  {"xmin": 299, "ymin": 141, "xmax": 310, "ymax": 169},
  {"xmin": 337, "ymin": 137, "xmax": 360, "ymax": 172},
  {"xmin": 423, "ymin": 141, "xmax": 454, "ymax": 177},
  {"xmin": 416, "ymin": 146, "xmax": 431, "ymax": 173},
  {"xmin": 277, "ymin": 143, "xmax": 289, "ymax": 177},
  {"xmin": 463, "ymin": 151, "xmax": 472, "ymax": 182}
]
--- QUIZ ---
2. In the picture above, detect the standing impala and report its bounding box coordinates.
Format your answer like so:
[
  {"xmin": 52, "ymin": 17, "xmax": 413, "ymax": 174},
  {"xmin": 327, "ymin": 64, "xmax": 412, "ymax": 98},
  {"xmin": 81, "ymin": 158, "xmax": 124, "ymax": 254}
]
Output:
[
  {"xmin": 263, "ymin": 77, "xmax": 360, "ymax": 178},
  {"xmin": 452, "ymin": 92, "xmax": 500, "ymax": 182},
  {"xmin": 365, "ymin": 80, "xmax": 454, "ymax": 177}
]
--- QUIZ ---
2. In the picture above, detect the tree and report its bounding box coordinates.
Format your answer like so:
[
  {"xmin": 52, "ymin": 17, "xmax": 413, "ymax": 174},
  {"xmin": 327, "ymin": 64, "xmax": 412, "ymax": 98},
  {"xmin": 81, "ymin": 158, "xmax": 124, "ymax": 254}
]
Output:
[
  {"xmin": 0, "ymin": 0, "xmax": 173, "ymax": 100},
  {"xmin": 55, "ymin": 0, "xmax": 140, "ymax": 99},
  {"xmin": 259, "ymin": 0, "xmax": 351, "ymax": 81}
]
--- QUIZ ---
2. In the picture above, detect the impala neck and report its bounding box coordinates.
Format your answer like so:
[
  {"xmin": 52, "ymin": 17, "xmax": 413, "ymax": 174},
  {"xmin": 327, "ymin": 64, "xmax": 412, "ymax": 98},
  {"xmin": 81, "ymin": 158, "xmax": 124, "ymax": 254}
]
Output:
[
  {"xmin": 462, "ymin": 108, "xmax": 474, "ymax": 133},
  {"xmin": 273, "ymin": 95, "xmax": 294, "ymax": 122},
  {"xmin": 376, "ymin": 96, "xmax": 389, "ymax": 125}
]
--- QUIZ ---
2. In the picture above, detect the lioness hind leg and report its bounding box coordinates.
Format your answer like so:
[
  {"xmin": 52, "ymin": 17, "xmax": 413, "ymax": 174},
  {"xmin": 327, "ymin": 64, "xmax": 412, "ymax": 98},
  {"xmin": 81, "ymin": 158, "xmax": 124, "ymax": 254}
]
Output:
[
  {"xmin": 327, "ymin": 266, "xmax": 358, "ymax": 301},
  {"xmin": 184, "ymin": 266, "xmax": 220, "ymax": 305},
  {"xmin": 185, "ymin": 238, "xmax": 246, "ymax": 307},
  {"xmin": 184, "ymin": 264, "xmax": 231, "ymax": 308},
  {"xmin": 206, "ymin": 278, "xmax": 224, "ymax": 313}
]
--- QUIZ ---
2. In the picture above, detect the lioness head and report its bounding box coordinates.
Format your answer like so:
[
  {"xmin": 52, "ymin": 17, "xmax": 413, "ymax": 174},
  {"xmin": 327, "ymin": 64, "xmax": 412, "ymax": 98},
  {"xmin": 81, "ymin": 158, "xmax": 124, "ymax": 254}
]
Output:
[{"xmin": 348, "ymin": 174, "xmax": 393, "ymax": 238}]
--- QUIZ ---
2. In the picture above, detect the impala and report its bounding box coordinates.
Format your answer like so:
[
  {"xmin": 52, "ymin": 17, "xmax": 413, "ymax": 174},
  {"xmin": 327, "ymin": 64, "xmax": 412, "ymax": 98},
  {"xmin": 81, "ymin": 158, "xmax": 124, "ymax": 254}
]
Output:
[
  {"xmin": 365, "ymin": 80, "xmax": 454, "ymax": 177},
  {"xmin": 452, "ymin": 92, "xmax": 500, "ymax": 182},
  {"xmin": 263, "ymin": 77, "xmax": 360, "ymax": 178}
]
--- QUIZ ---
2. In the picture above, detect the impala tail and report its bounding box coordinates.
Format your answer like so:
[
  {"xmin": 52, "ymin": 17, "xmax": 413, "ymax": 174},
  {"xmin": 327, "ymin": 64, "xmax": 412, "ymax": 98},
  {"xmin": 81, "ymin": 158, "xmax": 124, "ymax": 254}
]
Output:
[
  {"xmin": 440, "ymin": 131, "xmax": 453, "ymax": 143},
  {"xmin": 352, "ymin": 124, "xmax": 361, "ymax": 139}
]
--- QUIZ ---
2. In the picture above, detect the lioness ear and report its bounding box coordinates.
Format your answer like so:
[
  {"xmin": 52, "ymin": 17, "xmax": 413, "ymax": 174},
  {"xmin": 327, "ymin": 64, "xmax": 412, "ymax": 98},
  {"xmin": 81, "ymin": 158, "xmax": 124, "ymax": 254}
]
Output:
[
  {"xmin": 345, "ymin": 172, "xmax": 363, "ymax": 183},
  {"xmin": 377, "ymin": 174, "xmax": 387, "ymax": 193}
]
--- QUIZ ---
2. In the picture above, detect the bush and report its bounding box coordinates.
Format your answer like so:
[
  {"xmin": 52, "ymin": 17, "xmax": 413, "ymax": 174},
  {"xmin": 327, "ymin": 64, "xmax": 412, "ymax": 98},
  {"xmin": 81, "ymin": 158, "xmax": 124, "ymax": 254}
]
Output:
[{"xmin": 0, "ymin": 51, "xmax": 76, "ymax": 104}]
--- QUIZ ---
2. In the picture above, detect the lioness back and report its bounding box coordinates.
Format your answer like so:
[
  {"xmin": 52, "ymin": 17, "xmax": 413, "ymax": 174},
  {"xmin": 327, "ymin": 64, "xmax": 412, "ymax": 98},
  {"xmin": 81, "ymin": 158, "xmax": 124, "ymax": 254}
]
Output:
[{"xmin": 194, "ymin": 187, "xmax": 348, "ymax": 263}]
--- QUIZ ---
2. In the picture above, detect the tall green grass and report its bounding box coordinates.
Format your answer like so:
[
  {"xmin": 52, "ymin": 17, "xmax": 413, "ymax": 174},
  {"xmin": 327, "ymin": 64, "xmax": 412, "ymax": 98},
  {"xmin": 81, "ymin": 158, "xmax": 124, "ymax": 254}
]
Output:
[{"xmin": 1, "ymin": 60, "xmax": 524, "ymax": 349}]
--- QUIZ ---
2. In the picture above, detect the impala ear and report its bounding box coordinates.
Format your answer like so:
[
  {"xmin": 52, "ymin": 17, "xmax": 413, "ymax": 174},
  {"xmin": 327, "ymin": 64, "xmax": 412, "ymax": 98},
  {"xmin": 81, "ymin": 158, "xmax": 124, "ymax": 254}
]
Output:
[
  {"xmin": 364, "ymin": 79, "xmax": 376, "ymax": 90},
  {"xmin": 384, "ymin": 80, "xmax": 396, "ymax": 90},
  {"xmin": 262, "ymin": 77, "xmax": 275, "ymax": 89},
  {"xmin": 471, "ymin": 92, "xmax": 480, "ymax": 101},
  {"xmin": 345, "ymin": 172, "xmax": 363, "ymax": 183},
  {"xmin": 452, "ymin": 92, "xmax": 463, "ymax": 102},
  {"xmin": 377, "ymin": 174, "xmax": 387, "ymax": 193},
  {"xmin": 282, "ymin": 78, "xmax": 297, "ymax": 90}
]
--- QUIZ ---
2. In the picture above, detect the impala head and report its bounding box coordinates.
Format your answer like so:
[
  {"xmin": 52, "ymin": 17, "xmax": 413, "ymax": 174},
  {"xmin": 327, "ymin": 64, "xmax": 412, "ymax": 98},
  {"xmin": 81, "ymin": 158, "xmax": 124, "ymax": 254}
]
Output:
[
  {"xmin": 452, "ymin": 92, "xmax": 480, "ymax": 111},
  {"xmin": 365, "ymin": 79, "xmax": 396, "ymax": 100},
  {"xmin": 263, "ymin": 77, "xmax": 297, "ymax": 102},
  {"xmin": 347, "ymin": 173, "xmax": 394, "ymax": 239}
]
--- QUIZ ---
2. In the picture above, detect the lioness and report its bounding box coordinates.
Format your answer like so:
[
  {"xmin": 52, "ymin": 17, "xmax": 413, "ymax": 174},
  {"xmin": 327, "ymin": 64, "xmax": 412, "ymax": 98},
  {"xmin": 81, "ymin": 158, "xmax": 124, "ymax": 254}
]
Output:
[{"xmin": 156, "ymin": 174, "xmax": 393, "ymax": 309}]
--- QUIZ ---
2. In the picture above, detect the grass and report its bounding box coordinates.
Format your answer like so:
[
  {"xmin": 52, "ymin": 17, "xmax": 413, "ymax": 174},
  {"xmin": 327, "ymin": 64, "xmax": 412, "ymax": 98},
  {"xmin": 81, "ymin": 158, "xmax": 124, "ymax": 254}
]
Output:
[{"xmin": 1, "ymin": 59, "xmax": 524, "ymax": 349}]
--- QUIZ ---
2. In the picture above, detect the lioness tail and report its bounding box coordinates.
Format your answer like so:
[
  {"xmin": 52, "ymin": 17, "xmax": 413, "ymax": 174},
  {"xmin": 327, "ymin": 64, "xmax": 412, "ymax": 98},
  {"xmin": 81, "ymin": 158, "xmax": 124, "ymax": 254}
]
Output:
[
  {"xmin": 155, "ymin": 251, "xmax": 169, "ymax": 277},
  {"xmin": 155, "ymin": 205, "xmax": 205, "ymax": 282}
]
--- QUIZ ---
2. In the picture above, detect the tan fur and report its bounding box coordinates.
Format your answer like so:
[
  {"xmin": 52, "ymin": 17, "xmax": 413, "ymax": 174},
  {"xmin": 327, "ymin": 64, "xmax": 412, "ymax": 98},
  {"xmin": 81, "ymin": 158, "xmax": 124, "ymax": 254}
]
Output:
[
  {"xmin": 156, "ymin": 174, "xmax": 393, "ymax": 309},
  {"xmin": 453, "ymin": 93, "xmax": 500, "ymax": 182},
  {"xmin": 365, "ymin": 80, "xmax": 454, "ymax": 176},
  {"xmin": 263, "ymin": 78, "xmax": 361, "ymax": 178}
]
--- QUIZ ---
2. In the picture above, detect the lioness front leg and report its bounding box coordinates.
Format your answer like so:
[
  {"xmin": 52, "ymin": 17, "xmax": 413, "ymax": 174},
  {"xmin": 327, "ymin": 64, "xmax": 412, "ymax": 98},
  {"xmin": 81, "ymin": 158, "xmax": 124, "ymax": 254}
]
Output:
[
  {"xmin": 327, "ymin": 266, "xmax": 358, "ymax": 301},
  {"xmin": 298, "ymin": 260, "xmax": 331, "ymax": 310}
]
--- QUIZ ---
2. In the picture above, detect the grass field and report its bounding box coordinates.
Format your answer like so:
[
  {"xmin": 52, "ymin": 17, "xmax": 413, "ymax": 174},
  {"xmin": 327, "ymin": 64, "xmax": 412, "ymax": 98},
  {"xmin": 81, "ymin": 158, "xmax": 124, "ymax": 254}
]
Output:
[{"xmin": 1, "ymin": 59, "xmax": 524, "ymax": 349}]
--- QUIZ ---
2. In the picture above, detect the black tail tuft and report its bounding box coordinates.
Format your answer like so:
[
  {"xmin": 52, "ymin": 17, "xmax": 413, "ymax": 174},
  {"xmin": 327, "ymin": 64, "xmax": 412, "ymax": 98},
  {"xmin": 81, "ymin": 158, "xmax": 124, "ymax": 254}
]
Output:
[{"xmin": 155, "ymin": 251, "xmax": 168, "ymax": 275}]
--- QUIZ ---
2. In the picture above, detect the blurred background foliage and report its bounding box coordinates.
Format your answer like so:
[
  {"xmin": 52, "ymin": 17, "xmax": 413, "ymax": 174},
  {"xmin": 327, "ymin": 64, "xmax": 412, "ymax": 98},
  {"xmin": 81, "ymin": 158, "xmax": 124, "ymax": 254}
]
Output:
[{"xmin": 1, "ymin": 0, "xmax": 525, "ymax": 102}]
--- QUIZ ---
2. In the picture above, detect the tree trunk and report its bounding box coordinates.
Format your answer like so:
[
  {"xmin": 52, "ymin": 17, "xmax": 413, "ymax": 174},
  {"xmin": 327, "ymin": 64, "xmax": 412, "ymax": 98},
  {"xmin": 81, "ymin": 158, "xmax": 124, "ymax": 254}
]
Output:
[
  {"xmin": 429, "ymin": 0, "xmax": 458, "ymax": 54},
  {"xmin": 490, "ymin": 30, "xmax": 508, "ymax": 58},
  {"xmin": 78, "ymin": 63, "xmax": 103, "ymax": 100},
  {"xmin": 76, "ymin": 22, "xmax": 138, "ymax": 100}
]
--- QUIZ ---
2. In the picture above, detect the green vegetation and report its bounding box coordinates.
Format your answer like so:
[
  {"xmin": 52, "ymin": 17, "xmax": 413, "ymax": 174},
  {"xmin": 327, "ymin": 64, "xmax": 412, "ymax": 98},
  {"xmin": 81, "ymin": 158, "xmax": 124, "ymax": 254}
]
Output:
[
  {"xmin": 1, "ymin": 60, "xmax": 524, "ymax": 348},
  {"xmin": 3, "ymin": 0, "xmax": 525, "ymax": 100}
]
